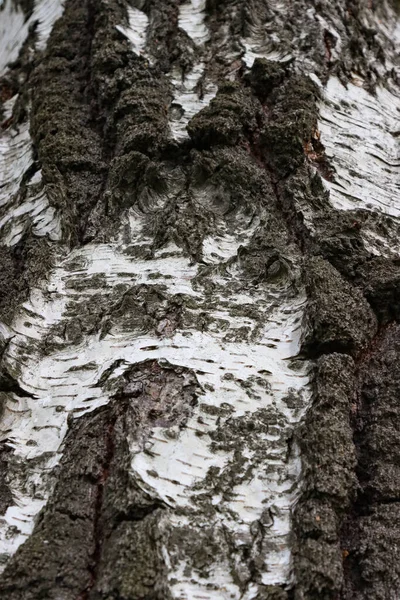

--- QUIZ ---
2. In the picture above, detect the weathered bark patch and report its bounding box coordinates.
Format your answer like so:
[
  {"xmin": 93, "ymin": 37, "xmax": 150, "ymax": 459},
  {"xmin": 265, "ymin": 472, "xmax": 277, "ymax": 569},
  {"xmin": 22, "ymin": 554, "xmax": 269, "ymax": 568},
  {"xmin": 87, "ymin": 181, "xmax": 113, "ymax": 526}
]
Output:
[
  {"xmin": 303, "ymin": 256, "xmax": 377, "ymax": 357},
  {"xmin": 341, "ymin": 324, "xmax": 400, "ymax": 599},
  {"xmin": 293, "ymin": 354, "xmax": 357, "ymax": 600},
  {"xmin": 0, "ymin": 0, "xmax": 399, "ymax": 597},
  {"xmin": 0, "ymin": 393, "xmax": 170, "ymax": 599}
]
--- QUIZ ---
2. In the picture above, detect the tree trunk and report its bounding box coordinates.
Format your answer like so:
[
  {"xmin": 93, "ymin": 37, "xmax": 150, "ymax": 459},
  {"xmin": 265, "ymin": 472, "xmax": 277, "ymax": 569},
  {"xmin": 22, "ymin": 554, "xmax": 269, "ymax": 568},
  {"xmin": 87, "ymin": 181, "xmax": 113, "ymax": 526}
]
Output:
[{"xmin": 0, "ymin": 0, "xmax": 399, "ymax": 598}]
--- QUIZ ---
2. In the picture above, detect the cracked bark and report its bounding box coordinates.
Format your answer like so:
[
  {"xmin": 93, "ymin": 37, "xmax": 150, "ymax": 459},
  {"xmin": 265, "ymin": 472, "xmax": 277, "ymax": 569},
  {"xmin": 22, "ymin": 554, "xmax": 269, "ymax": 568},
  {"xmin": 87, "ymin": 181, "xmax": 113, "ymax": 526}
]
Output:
[{"xmin": 0, "ymin": 0, "xmax": 399, "ymax": 599}]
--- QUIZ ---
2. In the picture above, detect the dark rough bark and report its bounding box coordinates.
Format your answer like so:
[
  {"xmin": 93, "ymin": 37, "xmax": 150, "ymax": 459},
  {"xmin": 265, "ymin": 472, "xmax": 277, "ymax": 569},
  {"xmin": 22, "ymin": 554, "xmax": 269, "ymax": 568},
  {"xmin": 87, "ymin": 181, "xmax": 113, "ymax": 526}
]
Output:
[
  {"xmin": 0, "ymin": 367, "xmax": 179, "ymax": 599},
  {"xmin": 341, "ymin": 324, "xmax": 400, "ymax": 600},
  {"xmin": 0, "ymin": 0, "xmax": 399, "ymax": 598}
]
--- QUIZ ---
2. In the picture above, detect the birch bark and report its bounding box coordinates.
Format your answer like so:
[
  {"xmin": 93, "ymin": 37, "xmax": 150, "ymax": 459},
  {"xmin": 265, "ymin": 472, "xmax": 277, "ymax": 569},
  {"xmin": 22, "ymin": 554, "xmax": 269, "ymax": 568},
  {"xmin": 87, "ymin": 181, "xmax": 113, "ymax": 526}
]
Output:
[{"xmin": 0, "ymin": 1, "xmax": 398, "ymax": 599}]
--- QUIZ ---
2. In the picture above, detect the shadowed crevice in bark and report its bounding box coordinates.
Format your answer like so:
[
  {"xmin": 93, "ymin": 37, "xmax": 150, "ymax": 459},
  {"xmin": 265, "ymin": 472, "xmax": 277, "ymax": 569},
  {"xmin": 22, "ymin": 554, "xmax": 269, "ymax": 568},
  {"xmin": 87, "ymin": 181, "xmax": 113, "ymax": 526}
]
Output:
[
  {"xmin": 11, "ymin": 0, "xmax": 35, "ymax": 18},
  {"xmin": 78, "ymin": 416, "xmax": 117, "ymax": 600},
  {"xmin": 0, "ymin": 444, "xmax": 13, "ymax": 515}
]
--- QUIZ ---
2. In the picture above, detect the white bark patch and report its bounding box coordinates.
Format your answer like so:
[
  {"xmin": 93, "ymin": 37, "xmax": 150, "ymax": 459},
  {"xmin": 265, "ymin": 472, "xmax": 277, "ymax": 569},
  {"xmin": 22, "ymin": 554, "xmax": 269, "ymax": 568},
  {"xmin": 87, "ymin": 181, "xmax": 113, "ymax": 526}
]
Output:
[
  {"xmin": 115, "ymin": 4, "xmax": 216, "ymax": 141},
  {"xmin": 0, "ymin": 238, "xmax": 198, "ymax": 566},
  {"xmin": 169, "ymin": 63, "xmax": 217, "ymax": 141},
  {"xmin": 132, "ymin": 283, "xmax": 308, "ymax": 594},
  {"xmin": 0, "ymin": 120, "xmax": 61, "ymax": 245},
  {"xmin": 361, "ymin": 226, "xmax": 400, "ymax": 260},
  {"xmin": 1, "ymin": 95, "xmax": 15, "ymax": 122},
  {"xmin": 0, "ymin": 1, "xmax": 25, "ymax": 74},
  {"xmin": 33, "ymin": 0, "xmax": 64, "ymax": 51},
  {"xmin": 241, "ymin": 41, "xmax": 292, "ymax": 68},
  {"xmin": 0, "ymin": 0, "xmax": 65, "ymax": 245},
  {"xmin": 0, "ymin": 201, "xmax": 311, "ymax": 590},
  {"xmin": 0, "ymin": 268, "xmax": 68, "ymax": 567},
  {"xmin": 0, "ymin": 0, "xmax": 64, "ymax": 75},
  {"xmin": 0, "ymin": 0, "xmax": 314, "ymax": 589},
  {"xmin": 178, "ymin": 0, "xmax": 210, "ymax": 46},
  {"xmin": 318, "ymin": 77, "xmax": 400, "ymax": 218},
  {"xmin": 240, "ymin": 0, "xmax": 297, "ymax": 68},
  {"xmin": 169, "ymin": 0, "xmax": 216, "ymax": 141},
  {"xmin": 241, "ymin": 27, "xmax": 293, "ymax": 68},
  {"xmin": 116, "ymin": 5, "xmax": 149, "ymax": 57},
  {"xmin": 0, "ymin": 121, "xmax": 32, "ymax": 210}
]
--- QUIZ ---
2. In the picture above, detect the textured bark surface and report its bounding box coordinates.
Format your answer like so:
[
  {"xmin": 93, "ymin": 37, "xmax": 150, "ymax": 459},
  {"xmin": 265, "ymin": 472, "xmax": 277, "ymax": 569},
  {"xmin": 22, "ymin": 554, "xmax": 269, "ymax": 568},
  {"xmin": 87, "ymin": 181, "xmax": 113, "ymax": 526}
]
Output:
[{"xmin": 0, "ymin": 0, "xmax": 399, "ymax": 598}]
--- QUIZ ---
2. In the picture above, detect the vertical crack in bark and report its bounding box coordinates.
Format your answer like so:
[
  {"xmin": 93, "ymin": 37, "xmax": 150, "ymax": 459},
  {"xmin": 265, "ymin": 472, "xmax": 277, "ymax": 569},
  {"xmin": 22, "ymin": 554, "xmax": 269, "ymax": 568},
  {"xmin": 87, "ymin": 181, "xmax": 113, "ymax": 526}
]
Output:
[{"xmin": 77, "ymin": 417, "xmax": 116, "ymax": 600}]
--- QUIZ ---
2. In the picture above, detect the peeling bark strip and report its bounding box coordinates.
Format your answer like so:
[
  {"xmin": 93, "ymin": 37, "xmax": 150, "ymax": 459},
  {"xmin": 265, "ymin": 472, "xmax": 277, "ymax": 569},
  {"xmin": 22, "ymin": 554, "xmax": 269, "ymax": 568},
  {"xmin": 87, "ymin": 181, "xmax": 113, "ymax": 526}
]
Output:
[{"xmin": 0, "ymin": 0, "xmax": 399, "ymax": 598}]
